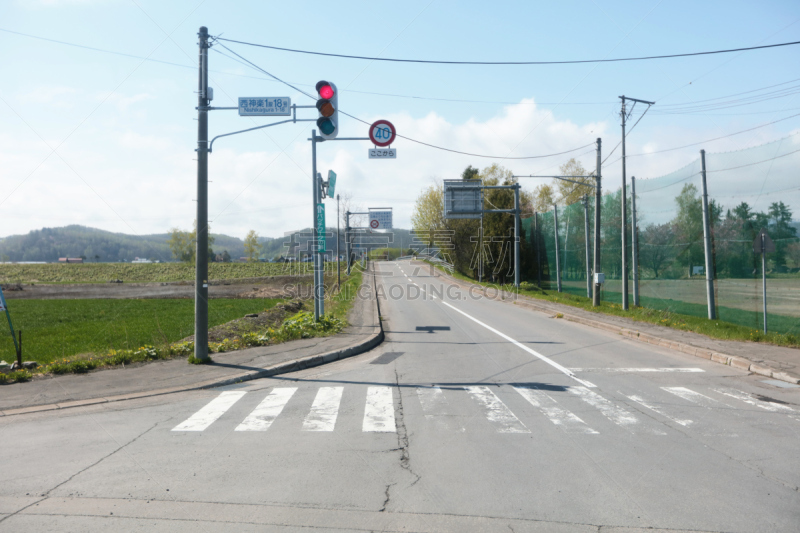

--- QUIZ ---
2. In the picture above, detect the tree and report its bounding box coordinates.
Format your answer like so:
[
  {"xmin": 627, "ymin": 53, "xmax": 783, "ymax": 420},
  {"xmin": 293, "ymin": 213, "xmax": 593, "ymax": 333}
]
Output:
[
  {"xmin": 556, "ymin": 158, "xmax": 594, "ymax": 206},
  {"xmin": 244, "ymin": 230, "xmax": 260, "ymax": 262},
  {"xmin": 532, "ymin": 184, "xmax": 556, "ymax": 213},
  {"xmin": 640, "ymin": 222, "xmax": 673, "ymax": 278},
  {"xmin": 168, "ymin": 221, "xmax": 215, "ymax": 264},
  {"xmin": 768, "ymin": 201, "xmax": 796, "ymax": 272},
  {"xmin": 461, "ymin": 165, "xmax": 479, "ymax": 180},
  {"xmin": 221, "ymin": 250, "xmax": 232, "ymax": 263},
  {"xmin": 411, "ymin": 181, "xmax": 446, "ymax": 251}
]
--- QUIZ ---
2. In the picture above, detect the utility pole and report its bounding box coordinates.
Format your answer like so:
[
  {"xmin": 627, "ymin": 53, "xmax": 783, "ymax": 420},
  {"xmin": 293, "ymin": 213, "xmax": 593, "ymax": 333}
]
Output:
[
  {"xmin": 583, "ymin": 195, "xmax": 591, "ymax": 299},
  {"xmin": 619, "ymin": 96, "xmax": 654, "ymax": 310},
  {"xmin": 631, "ymin": 175, "xmax": 640, "ymax": 307},
  {"xmin": 553, "ymin": 203, "xmax": 562, "ymax": 293},
  {"xmin": 700, "ymin": 150, "xmax": 717, "ymax": 320},
  {"xmin": 336, "ymin": 193, "xmax": 341, "ymax": 289},
  {"xmin": 514, "ymin": 183, "xmax": 521, "ymax": 289},
  {"xmin": 194, "ymin": 26, "xmax": 210, "ymax": 362},
  {"xmin": 593, "ymin": 138, "xmax": 602, "ymax": 307}
]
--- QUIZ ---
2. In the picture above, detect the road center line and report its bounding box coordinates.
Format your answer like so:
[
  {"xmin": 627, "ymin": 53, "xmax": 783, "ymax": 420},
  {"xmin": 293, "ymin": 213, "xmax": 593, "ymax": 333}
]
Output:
[{"xmin": 437, "ymin": 300, "xmax": 595, "ymax": 388}]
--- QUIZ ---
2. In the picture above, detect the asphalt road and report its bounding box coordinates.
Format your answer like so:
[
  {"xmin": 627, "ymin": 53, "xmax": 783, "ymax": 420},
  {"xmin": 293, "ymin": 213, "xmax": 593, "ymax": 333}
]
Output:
[{"xmin": 1, "ymin": 260, "xmax": 799, "ymax": 532}]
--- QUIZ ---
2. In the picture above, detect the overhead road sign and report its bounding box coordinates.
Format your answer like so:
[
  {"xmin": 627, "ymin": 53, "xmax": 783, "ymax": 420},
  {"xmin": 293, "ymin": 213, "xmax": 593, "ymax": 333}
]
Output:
[
  {"xmin": 238, "ymin": 97, "xmax": 291, "ymax": 116},
  {"xmin": 443, "ymin": 179, "xmax": 482, "ymax": 219},
  {"xmin": 369, "ymin": 120, "xmax": 396, "ymax": 147},
  {"xmin": 369, "ymin": 208, "xmax": 393, "ymax": 230},
  {"xmin": 369, "ymin": 148, "xmax": 396, "ymax": 159}
]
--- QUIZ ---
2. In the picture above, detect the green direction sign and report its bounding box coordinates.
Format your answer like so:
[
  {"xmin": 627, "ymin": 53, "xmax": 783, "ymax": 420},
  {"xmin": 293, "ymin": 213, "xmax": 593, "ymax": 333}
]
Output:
[
  {"xmin": 316, "ymin": 203, "xmax": 326, "ymax": 252},
  {"xmin": 327, "ymin": 170, "xmax": 337, "ymax": 198}
]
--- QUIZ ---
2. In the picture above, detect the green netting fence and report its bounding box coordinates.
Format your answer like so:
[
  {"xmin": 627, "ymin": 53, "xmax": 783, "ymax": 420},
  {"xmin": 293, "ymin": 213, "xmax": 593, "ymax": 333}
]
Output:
[{"xmin": 524, "ymin": 134, "xmax": 800, "ymax": 336}]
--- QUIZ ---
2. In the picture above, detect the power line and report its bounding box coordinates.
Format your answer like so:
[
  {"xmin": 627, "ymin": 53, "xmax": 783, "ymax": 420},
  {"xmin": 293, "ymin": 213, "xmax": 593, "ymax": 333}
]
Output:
[
  {"xmin": 214, "ymin": 41, "xmax": 596, "ymax": 160},
  {"xmin": 214, "ymin": 36, "xmax": 800, "ymax": 66}
]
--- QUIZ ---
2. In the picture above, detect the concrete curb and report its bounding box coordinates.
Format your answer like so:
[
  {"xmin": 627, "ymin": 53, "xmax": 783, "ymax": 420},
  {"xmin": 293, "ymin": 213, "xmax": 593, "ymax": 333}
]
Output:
[
  {"xmin": 0, "ymin": 274, "xmax": 385, "ymax": 418},
  {"xmin": 415, "ymin": 261, "xmax": 800, "ymax": 386}
]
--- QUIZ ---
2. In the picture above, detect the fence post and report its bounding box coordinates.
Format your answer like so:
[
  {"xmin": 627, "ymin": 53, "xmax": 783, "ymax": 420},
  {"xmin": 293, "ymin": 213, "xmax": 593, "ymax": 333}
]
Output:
[
  {"xmin": 584, "ymin": 195, "xmax": 591, "ymax": 298},
  {"xmin": 534, "ymin": 212, "xmax": 541, "ymax": 287},
  {"xmin": 700, "ymin": 150, "xmax": 717, "ymax": 320},
  {"xmin": 553, "ymin": 204, "xmax": 562, "ymax": 293},
  {"xmin": 631, "ymin": 176, "xmax": 640, "ymax": 307}
]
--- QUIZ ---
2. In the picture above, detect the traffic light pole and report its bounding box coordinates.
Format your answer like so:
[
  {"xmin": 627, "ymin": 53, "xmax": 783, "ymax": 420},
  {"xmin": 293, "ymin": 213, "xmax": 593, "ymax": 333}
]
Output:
[{"xmin": 194, "ymin": 26, "xmax": 210, "ymax": 362}]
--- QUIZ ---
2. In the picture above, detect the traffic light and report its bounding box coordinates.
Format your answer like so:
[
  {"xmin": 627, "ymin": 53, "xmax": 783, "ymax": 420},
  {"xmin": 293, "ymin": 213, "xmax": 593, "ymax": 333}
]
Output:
[{"xmin": 315, "ymin": 80, "xmax": 338, "ymax": 139}]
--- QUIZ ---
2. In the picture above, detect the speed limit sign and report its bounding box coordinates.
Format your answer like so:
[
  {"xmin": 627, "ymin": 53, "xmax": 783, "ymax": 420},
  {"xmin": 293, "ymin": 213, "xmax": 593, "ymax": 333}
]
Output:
[
  {"xmin": 370, "ymin": 220, "xmax": 380, "ymax": 229},
  {"xmin": 369, "ymin": 120, "xmax": 396, "ymax": 147}
]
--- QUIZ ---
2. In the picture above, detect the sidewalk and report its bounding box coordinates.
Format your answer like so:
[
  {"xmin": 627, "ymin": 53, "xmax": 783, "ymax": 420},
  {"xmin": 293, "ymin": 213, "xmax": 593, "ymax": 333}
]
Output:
[
  {"xmin": 418, "ymin": 261, "xmax": 800, "ymax": 385},
  {"xmin": 0, "ymin": 271, "xmax": 383, "ymax": 416}
]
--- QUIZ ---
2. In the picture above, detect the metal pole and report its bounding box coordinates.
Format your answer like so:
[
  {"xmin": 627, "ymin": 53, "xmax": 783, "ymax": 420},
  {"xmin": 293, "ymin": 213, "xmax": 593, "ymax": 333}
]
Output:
[
  {"xmin": 346, "ymin": 212, "xmax": 351, "ymax": 275},
  {"xmin": 514, "ymin": 184, "xmax": 521, "ymax": 289},
  {"xmin": 631, "ymin": 175, "xmax": 640, "ymax": 307},
  {"xmin": 583, "ymin": 195, "xmax": 591, "ymax": 299},
  {"xmin": 311, "ymin": 130, "xmax": 320, "ymax": 321},
  {"xmin": 700, "ymin": 150, "xmax": 716, "ymax": 320},
  {"xmin": 337, "ymin": 194, "xmax": 341, "ymax": 288},
  {"xmin": 17, "ymin": 330, "xmax": 22, "ymax": 368},
  {"xmin": 554, "ymin": 204, "xmax": 562, "ymax": 292},
  {"xmin": 535, "ymin": 211, "xmax": 541, "ymax": 288},
  {"xmin": 317, "ymin": 172, "xmax": 324, "ymax": 317},
  {"xmin": 479, "ymin": 216, "xmax": 483, "ymax": 283},
  {"xmin": 593, "ymin": 138, "xmax": 602, "ymax": 307},
  {"xmin": 194, "ymin": 26, "xmax": 210, "ymax": 362},
  {"xmin": 620, "ymin": 97, "xmax": 629, "ymax": 310},
  {"xmin": 762, "ymin": 236, "xmax": 767, "ymax": 334}
]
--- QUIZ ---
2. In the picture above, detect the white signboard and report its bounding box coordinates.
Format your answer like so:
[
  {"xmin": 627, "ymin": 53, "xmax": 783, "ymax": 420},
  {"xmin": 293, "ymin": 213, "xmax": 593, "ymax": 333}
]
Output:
[
  {"xmin": 369, "ymin": 209, "xmax": 393, "ymax": 230},
  {"xmin": 369, "ymin": 148, "xmax": 397, "ymax": 159},
  {"xmin": 238, "ymin": 97, "xmax": 291, "ymax": 116}
]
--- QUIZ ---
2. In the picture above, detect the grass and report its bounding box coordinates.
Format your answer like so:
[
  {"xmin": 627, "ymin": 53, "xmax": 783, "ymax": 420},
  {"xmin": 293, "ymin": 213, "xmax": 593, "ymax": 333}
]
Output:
[
  {"xmin": 0, "ymin": 298, "xmax": 284, "ymax": 366},
  {"xmin": 0, "ymin": 270, "xmax": 366, "ymax": 383},
  {"xmin": 420, "ymin": 260, "xmax": 799, "ymax": 349},
  {"xmin": 0, "ymin": 262, "xmax": 320, "ymax": 284}
]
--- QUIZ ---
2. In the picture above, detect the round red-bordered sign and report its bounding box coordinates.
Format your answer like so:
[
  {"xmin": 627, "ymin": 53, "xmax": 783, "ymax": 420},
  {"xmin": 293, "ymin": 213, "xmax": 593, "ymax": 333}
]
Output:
[
  {"xmin": 370, "ymin": 219, "xmax": 380, "ymax": 229},
  {"xmin": 369, "ymin": 120, "xmax": 396, "ymax": 147}
]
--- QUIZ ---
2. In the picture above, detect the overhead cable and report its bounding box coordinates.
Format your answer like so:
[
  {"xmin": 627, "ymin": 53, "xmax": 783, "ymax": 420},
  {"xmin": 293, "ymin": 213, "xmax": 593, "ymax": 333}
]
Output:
[
  {"xmin": 214, "ymin": 36, "xmax": 800, "ymax": 66},
  {"xmin": 214, "ymin": 42, "xmax": 596, "ymax": 160}
]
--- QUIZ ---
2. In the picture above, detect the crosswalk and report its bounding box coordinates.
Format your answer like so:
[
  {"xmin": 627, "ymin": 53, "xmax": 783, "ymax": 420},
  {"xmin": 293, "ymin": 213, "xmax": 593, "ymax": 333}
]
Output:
[{"xmin": 172, "ymin": 383, "xmax": 797, "ymax": 437}]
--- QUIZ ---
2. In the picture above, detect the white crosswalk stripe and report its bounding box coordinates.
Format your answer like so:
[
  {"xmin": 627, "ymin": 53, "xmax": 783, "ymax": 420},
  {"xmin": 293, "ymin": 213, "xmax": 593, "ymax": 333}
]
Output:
[
  {"xmin": 236, "ymin": 387, "xmax": 297, "ymax": 432},
  {"xmin": 465, "ymin": 386, "xmax": 530, "ymax": 434},
  {"xmin": 170, "ymin": 383, "xmax": 795, "ymax": 436},
  {"xmin": 514, "ymin": 385, "xmax": 598, "ymax": 434},
  {"xmin": 711, "ymin": 387, "xmax": 795, "ymax": 412},
  {"xmin": 172, "ymin": 391, "xmax": 246, "ymax": 432},
  {"xmin": 363, "ymin": 386, "xmax": 396, "ymax": 432},
  {"xmin": 303, "ymin": 387, "xmax": 344, "ymax": 431}
]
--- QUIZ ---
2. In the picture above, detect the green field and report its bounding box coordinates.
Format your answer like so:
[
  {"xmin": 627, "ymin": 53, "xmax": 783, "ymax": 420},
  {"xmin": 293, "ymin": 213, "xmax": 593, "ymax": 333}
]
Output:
[
  {"xmin": 0, "ymin": 262, "xmax": 324, "ymax": 284},
  {"xmin": 0, "ymin": 298, "xmax": 283, "ymax": 365}
]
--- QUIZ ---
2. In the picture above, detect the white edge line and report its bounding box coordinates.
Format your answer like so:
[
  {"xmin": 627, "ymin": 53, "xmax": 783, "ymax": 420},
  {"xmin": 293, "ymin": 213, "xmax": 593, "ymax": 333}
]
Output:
[{"xmin": 438, "ymin": 300, "xmax": 595, "ymax": 388}]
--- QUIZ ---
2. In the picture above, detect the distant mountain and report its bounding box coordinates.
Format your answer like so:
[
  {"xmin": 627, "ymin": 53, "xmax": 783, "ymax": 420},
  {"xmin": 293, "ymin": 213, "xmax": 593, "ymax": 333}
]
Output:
[{"xmin": 0, "ymin": 225, "xmax": 416, "ymax": 262}]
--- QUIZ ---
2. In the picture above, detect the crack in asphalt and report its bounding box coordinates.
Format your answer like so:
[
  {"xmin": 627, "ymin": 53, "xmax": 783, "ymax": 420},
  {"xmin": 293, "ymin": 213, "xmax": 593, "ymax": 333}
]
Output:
[{"xmin": 42, "ymin": 421, "xmax": 160, "ymax": 499}]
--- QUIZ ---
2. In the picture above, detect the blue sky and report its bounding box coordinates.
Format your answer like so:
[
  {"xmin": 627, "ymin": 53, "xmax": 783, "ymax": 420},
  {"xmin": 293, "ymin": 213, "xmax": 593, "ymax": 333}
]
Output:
[{"xmin": 1, "ymin": 0, "xmax": 799, "ymax": 239}]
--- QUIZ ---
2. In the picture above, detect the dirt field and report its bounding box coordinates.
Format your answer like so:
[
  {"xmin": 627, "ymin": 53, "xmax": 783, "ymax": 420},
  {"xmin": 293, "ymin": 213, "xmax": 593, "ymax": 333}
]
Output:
[
  {"xmin": 1, "ymin": 275, "xmax": 320, "ymax": 301},
  {"xmin": 561, "ymin": 278, "xmax": 800, "ymax": 318}
]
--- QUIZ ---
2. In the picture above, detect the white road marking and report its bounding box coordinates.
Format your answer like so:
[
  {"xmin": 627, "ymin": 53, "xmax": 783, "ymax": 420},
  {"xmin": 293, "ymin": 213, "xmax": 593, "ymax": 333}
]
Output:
[
  {"xmin": 465, "ymin": 386, "xmax": 530, "ymax": 433},
  {"xmin": 417, "ymin": 386, "xmax": 464, "ymax": 431},
  {"xmin": 438, "ymin": 300, "xmax": 595, "ymax": 388},
  {"xmin": 302, "ymin": 387, "xmax": 344, "ymax": 431},
  {"xmin": 663, "ymin": 387, "xmax": 721, "ymax": 408},
  {"xmin": 363, "ymin": 386, "xmax": 396, "ymax": 432},
  {"xmin": 711, "ymin": 387, "xmax": 795, "ymax": 412},
  {"xmin": 566, "ymin": 386, "xmax": 660, "ymax": 433},
  {"xmin": 626, "ymin": 394, "xmax": 693, "ymax": 427},
  {"xmin": 514, "ymin": 386, "xmax": 598, "ymax": 434},
  {"xmin": 235, "ymin": 388, "xmax": 297, "ymax": 432},
  {"xmin": 172, "ymin": 391, "xmax": 246, "ymax": 432},
  {"xmin": 570, "ymin": 368, "xmax": 704, "ymax": 373}
]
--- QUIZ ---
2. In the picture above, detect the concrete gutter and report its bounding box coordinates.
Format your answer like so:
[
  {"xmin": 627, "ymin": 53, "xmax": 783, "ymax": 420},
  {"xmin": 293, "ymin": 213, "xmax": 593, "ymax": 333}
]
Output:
[
  {"xmin": 0, "ymin": 271, "xmax": 384, "ymax": 417},
  {"xmin": 417, "ymin": 260, "xmax": 800, "ymax": 386}
]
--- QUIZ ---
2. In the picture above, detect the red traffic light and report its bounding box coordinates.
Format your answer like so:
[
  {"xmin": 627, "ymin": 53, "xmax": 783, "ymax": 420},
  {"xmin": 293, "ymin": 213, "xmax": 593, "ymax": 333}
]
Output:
[{"xmin": 316, "ymin": 81, "xmax": 334, "ymax": 100}]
